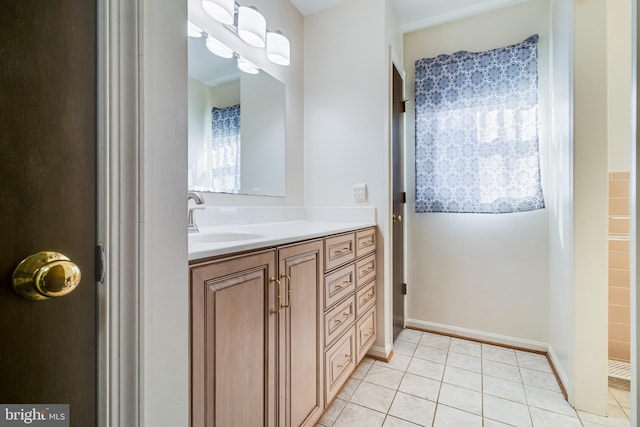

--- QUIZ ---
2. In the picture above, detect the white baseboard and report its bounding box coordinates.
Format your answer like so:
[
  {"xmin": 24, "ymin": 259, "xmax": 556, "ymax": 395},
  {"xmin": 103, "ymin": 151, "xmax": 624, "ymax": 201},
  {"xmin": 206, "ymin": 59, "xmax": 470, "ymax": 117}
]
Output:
[
  {"xmin": 367, "ymin": 344, "xmax": 392, "ymax": 360},
  {"xmin": 547, "ymin": 345, "xmax": 571, "ymax": 401},
  {"xmin": 405, "ymin": 318, "xmax": 548, "ymax": 352}
]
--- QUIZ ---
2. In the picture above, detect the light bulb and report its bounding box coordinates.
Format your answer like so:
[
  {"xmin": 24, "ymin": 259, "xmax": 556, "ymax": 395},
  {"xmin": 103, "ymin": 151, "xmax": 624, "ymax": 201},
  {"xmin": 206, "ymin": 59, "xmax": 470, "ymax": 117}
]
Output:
[
  {"xmin": 237, "ymin": 56, "xmax": 259, "ymax": 74},
  {"xmin": 206, "ymin": 36, "xmax": 234, "ymax": 58},
  {"xmin": 266, "ymin": 31, "xmax": 290, "ymax": 66},
  {"xmin": 237, "ymin": 6, "xmax": 266, "ymax": 48},
  {"xmin": 187, "ymin": 21, "xmax": 203, "ymax": 38},
  {"xmin": 202, "ymin": 0, "xmax": 234, "ymax": 25}
]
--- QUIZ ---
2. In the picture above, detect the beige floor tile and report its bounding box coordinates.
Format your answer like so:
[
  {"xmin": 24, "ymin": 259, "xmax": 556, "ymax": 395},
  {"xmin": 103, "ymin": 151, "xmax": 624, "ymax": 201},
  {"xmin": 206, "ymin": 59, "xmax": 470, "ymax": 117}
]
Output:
[
  {"xmin": 520, "ymin": 367, "xmax": 561, "ymax": 393},
  {"xmin": 449, "ymin": 337, "xmax": 482, "ymax": 358},
  {"xmin": 483, "ymin": 375, "xmax": 526, "ymax": 403},
  {"xmin": 382, "ymin": 415, "xmax": 421, "ymax": 426},
  {"xmin": 437, "ymin": 383, "xmax": 482, "ymax": 416},
  {"xmin": 398, "ymin": 372, "xmax": 441, "ymax": 401},
  {"xmin": 332, "ymin": 402, "xmax": 385, "ymax": 427},
  {"xmin": 442, "ymin": 365, "xmax": 482, "ymax": 392},
  {"xmin": 446, "ymin": 352, "xmax": 482, "ymax": 373},
  {"xmin": 529, "ymin": 406, "xmax": 582, "ymax": 426},
  {"xmin": 375, "ymin": 353, "xmax": 411, "ymax": 372},
  {"xmin": 387, "ymin": 392, "xmax": 436, "ymax": 427},
  {"xmin": 407, "ymin": 357, "xmax": 445, "ymax": 381},
  {"xmin": 419, "ymin": 332, "xmax": 451, "ymax": 350},
  {"xmin": 482, "ymin": 344, "xmax": 518, "ymax": 366},
  {"xmin": 433, "ymin": 404, "xmax": 482, "ymax": 427},
  {"xmin": 483, "ymin": 359, "xmax": 522, "ymax": 383},
  {"xmin": 484, "ymin": 394, "xmax": 532, "ymax": 427},
  {"xmin": 363, "ymin": 364, "xmax": 405, "ymax": 390},
  {"xmin": 350, "ymin": 381, "xmax": 396, "ymax": 413},
  {"xmin": 413, "ymin": 344, "xmax": 448, "ymax": 364}
]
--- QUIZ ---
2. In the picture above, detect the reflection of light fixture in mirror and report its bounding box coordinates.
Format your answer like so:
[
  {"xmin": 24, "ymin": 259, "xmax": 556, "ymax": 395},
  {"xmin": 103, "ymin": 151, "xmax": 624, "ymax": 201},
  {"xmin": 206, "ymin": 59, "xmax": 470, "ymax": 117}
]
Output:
[
  {"xmin": 266, "ymin": 31, "xmax": 290, "ymax": 66},
  {"xmin": 206, "ymin": 36, "xmax": 234, "ymax": 58},
  {"xmin": 237, "ymin": 6, "xmax": 266, "ymax": 48},
  {"xmin": 202, "ymin": 0, "xmax": 235, "ymax": 25},
  {"xmin": 187, "ymin": 21, "xmax": 203, "ymax": 38},
  {"xmin": 237, "ymin": 56, "xmax": 259, "ymax": 74}
]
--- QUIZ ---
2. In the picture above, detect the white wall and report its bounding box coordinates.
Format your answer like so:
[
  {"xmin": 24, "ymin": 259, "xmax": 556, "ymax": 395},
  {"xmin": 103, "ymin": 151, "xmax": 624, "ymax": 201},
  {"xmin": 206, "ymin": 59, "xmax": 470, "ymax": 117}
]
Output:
[
  {"xmin": 188, "ymin": 0, "xmax": 304, "ymax": 206},
  {"xmin": 607, "ymin": 0, "xmax": 633, "ymax": 173},
  {"xmin": 403, "ymin": 0, "xmax": 551, "ymax": 349},
  {"xmin": 304, "ymin": 0, "xmax": 402, "ymax": 356},
  {"xmin": 141, "ymin": 0, "xmax": 189, "ymax": 424},
  {"xmin": 573, "ymin": 0, "xmax": 609, "ymax": 415},
  {"xmin": 547, "ymin": 0, "xmax": 575, "ymax": 403}
]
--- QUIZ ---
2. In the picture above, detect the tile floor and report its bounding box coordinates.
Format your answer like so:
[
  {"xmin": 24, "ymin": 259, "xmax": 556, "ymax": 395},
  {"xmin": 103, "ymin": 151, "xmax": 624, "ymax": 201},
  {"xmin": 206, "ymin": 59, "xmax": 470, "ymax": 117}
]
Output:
[{"xmin": 317, "ymin": 328, "xmax": 632, "ymax": 427}]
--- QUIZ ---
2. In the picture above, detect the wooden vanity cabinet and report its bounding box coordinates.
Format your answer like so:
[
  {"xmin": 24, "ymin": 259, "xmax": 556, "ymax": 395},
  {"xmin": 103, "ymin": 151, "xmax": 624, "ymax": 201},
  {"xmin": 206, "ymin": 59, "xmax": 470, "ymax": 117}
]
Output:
[
  {"xmin": 190, "ymin": 240, "xmax": 324, "ymax": 427},
  {"xmin": 277, "ymin": 240, "xmax": 325, "ymax": 427},
  {"xmin": 322, "ymin": 227, "xmax": 377, "ymax": 405},
  {"xmin": 190, "ymin": 250, "xmax": 278, "ymax": 427}
]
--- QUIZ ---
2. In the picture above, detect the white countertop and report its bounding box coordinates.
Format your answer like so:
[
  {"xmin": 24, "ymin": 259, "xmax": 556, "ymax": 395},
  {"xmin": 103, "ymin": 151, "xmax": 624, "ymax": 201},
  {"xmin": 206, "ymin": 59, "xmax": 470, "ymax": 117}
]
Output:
[{"xmin": 188, "ymin": 219, "xmax": 376, "ymax": 261}]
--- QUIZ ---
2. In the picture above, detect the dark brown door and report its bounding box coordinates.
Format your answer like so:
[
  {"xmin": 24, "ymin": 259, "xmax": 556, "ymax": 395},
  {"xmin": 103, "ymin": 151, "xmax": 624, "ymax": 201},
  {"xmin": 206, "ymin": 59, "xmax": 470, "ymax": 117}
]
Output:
[
  {"xmin": 0, "ymin": 1, "xmax": 97, "ymax": 425},
  {"xmin": 392, "ymin": 65, "xmax": 405, "ymax": 340}
]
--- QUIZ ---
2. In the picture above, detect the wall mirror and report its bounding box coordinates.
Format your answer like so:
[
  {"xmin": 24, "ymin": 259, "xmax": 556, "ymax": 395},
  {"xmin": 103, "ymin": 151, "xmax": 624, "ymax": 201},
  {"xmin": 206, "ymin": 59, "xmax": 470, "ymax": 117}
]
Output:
[{"xmin": 188, "ymin": 34, "xmax": 286, "ymax": 196}]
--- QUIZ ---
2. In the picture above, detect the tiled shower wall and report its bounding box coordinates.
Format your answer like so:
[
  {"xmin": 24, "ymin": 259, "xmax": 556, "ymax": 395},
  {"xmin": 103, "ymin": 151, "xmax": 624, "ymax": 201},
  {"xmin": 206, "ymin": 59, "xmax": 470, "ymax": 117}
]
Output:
[{"xmin": 608, "ymin": 172, "xmax": 630, "ymax": 363}]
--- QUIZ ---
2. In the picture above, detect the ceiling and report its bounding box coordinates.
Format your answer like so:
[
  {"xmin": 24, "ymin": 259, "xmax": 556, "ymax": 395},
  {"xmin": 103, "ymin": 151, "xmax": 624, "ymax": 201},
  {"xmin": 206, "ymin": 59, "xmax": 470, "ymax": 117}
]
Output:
[{"xmin": 288, "ymin": 0, "xmax": 529, "ymax": 33}]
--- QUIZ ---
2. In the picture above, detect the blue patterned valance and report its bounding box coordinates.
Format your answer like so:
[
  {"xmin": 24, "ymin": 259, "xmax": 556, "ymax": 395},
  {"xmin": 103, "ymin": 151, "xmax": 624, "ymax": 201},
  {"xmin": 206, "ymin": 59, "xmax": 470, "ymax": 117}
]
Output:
[{"xmin": 415, "ymin": 35, "xmax": 544, "ymax": 213}]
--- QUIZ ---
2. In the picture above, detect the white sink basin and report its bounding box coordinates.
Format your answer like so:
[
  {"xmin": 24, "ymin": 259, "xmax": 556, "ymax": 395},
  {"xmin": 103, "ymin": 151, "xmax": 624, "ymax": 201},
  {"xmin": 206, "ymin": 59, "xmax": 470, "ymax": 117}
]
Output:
[{"xmin": 189, "ymin": 231, "xmax": 265, "ymax": 243}]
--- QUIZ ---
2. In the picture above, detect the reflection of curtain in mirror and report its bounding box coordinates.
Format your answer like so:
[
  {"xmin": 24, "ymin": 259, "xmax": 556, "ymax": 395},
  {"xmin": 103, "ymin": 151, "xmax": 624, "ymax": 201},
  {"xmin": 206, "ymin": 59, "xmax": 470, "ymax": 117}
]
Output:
[{"xmin": 211, "ymin": 104, "xmax": 241, "ymax": 193}]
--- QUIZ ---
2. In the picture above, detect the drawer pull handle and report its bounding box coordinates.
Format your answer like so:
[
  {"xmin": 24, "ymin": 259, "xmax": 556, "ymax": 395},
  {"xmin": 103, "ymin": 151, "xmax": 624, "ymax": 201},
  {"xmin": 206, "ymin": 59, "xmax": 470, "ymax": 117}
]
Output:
[
  {"xmin": 334, "ymin": 311, "xmax": 351, "ymax": 325},
  {"xmin": 334, "ymin": 280, "xmax": 352, "ymax": 290},
  {"xmin": 360, "ymin": 266, "xmax": 374, "ymax": 275},
  {"xmin": 360, "ymin": 240, "xmax": 374, "ymax": 247},
  {"xmin": 334, "ymin": 246, "xmax": 350, "ymax": 255},
  {"xmin": 336, "ymin": 354, "xmax": 352, "ymax": 369},
  {"xmin": 363, "ymin": 327, "xmax": 374, "ymax": 338},
  {"xmin": 269, "ymin": 277, "xmax": 282, "ymax": 315},
  {"xmin": 280, "ymin": 273, "xmax": 292, "ymax": 309},
  {"xmin": 361, "ymin": 293, "xmax": 374, "ymax": 304}
]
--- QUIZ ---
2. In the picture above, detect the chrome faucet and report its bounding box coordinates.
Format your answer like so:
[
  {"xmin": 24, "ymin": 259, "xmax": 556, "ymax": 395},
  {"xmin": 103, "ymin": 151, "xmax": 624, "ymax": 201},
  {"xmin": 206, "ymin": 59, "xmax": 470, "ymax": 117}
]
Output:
[{"xmin": 187, "ymin": 191, "xmax": 205, "ymax": 233}]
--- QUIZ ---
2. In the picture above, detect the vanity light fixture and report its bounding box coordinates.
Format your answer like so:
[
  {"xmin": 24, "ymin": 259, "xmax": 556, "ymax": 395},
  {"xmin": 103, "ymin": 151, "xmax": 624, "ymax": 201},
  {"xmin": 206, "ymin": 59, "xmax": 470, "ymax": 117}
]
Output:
[
  {"xmin": 187, "ymin": 21, "xmax": 203, "ymax": 38},
  {"xmin": 266, "ymin": 30, "xmax": 290, "ymax": 66},
  {"xmin": 237, "ymin": 56, "xmax": 259, "ymax": 74},
  {"xmin": 205, "ymin": 36, "xmax": 234, "ymax": 58},
  {"xmin": 202, "ymin": 0, "xmax": 235, "ymax": 25},
  {"xmin": 194, "ymin": 1, "xmax": 291, "ymax": 68},
  {"xmin": 237, "ymin": 6, "xmax": 266, "ymax": 48}
]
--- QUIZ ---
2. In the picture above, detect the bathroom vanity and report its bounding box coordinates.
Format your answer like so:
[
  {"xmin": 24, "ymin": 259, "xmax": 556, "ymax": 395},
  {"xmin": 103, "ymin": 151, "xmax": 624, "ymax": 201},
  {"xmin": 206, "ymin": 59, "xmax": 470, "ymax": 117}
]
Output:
[{"xmin": 189, "ymin": 218, "xmax": 377, "ymax": 426}]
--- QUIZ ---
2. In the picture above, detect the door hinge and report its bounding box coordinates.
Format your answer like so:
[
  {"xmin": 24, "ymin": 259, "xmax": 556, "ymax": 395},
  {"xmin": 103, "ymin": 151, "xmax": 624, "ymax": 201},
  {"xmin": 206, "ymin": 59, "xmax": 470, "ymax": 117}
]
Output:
[
  {"xmin": 401, "ymin": 100, "xmax": 407, "ymax": 113},
  {"xmin": 401, "ymin": 192, "xmax": 406, "ymax": 204},
  {"xmin": 402, "ymin": 283, "xmax": 407, "ymax": 295},
  {"xmin": 96, "ymin": 245, "xmax": 105, "ymax": 283}
]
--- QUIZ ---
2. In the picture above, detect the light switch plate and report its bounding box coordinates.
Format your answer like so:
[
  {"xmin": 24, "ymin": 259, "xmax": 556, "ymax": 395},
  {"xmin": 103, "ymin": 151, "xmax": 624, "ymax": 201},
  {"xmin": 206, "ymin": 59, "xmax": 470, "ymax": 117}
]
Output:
[{"xmin": 353, "ymin": 183, "xmax": 367, "ymax": 202}]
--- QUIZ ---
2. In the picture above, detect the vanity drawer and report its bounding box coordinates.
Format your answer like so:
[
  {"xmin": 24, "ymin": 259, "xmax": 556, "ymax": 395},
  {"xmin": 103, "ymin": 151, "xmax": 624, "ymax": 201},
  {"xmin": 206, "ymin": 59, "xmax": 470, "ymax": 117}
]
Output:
[
  {"xmin": 324, "ymin": 263, "xmax": 356, "ymax": 311},
  {"xmin": 356, "ymin": 280, "xmax": 376, "ymax": 317},
  {"xmin": 355, "ymin": 228, "xmax": 376, "ymax": 258},
  {"xmin": 325, "ymin": 326, "xmax": 356, "ymax": 404},
  {"xmin": 324, "ymin": 296, "xmax": 356, "ymax": 347},
  {"xmin": 356, "ymin": 306, "xmax": 376, "ymax": 364},
  {"xmin": 325, "ymin": 233, "xmax": 356, "ymax": 272},
  {"xmin": 355, "ymin": 254, "xmax": 376, "ymax": 288}
]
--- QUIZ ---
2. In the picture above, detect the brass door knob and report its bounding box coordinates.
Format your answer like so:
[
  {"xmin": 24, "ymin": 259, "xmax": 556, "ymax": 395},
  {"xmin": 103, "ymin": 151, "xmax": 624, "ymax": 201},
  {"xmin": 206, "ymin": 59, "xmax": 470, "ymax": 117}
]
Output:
[
  {"xmin": 392, "ymin": 214, "xmax": 402, "ymax": 223},
  {"xmin": 12, "ymin": 252, "xmax": 81, "ymax": 301}
]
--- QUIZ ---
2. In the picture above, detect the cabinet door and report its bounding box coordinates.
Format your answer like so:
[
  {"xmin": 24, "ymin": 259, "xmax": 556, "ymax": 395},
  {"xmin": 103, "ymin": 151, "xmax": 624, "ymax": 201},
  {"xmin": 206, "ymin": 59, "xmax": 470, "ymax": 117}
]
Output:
[
  {"xmin": 278, "ymin": 240, "xmax": 324, "ymax": 427},
  {"xmin": 190, "ymin": 250, "xmax": 277, "ymax": 427}
]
